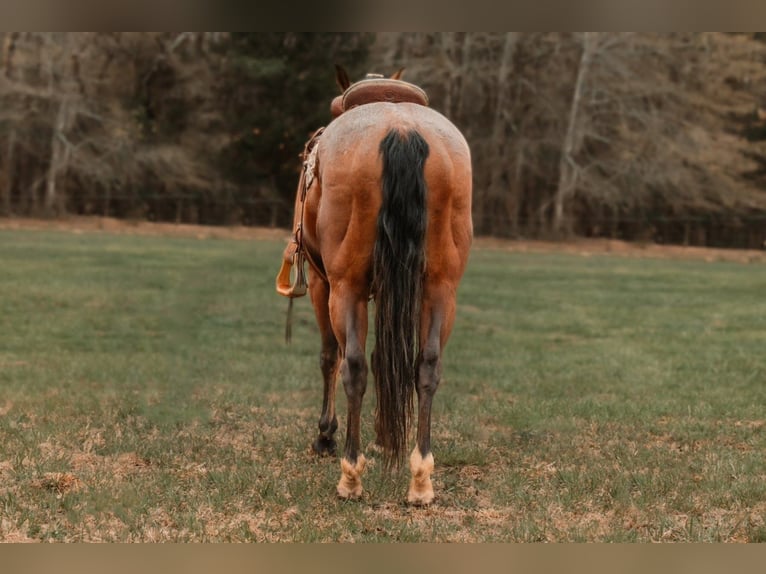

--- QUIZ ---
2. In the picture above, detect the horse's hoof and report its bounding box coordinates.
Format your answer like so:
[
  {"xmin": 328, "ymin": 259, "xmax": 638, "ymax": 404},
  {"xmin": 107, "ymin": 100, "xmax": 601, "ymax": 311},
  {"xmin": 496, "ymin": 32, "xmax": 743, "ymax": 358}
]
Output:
[
  {"xmin": 336, "ymin": 485, "xmax": 363, "ymax": 500},
  {"xmin": 312, "ymin": 436, "xmax": 337, "ymax": 456},
  {"xmin": 336, "ymin": 455, "xmax": 366, "ymax": 499},
  {"xmin": 407, "ymin": 448, "xmax": 435, "ymax": 506},
  {"xmin": 406, "ymin": 487, "xmax": 435, "ymax": 506}
]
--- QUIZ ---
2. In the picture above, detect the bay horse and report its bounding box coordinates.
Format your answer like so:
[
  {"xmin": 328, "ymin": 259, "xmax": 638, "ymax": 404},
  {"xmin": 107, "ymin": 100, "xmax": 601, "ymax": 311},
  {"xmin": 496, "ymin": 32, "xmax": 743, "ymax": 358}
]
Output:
[{"xmin": 277, "ymin": 66, "xmax": 472, "ymax": 504}]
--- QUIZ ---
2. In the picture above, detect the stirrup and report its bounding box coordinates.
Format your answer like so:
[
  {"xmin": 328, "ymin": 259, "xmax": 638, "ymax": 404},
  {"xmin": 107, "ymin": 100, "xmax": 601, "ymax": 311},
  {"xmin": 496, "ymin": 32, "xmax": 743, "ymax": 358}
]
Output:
[{"xmin": 276, "ymin": 242, "xmax": 308, "ymax": 298}]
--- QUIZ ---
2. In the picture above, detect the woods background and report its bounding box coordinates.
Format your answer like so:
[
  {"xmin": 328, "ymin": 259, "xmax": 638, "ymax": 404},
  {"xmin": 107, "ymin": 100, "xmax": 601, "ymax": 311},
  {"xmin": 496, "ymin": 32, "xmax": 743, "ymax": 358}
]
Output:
[{"xmin": 1, "ymin": 32, "xmax": 765, "ymax": 248}]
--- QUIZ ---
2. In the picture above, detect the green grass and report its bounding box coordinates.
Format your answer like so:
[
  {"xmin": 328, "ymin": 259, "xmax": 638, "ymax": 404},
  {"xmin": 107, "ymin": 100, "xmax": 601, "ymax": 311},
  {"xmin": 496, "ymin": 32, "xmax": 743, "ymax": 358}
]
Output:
[{"xmin": 0, "ymin": 227, "xmax": 765, "ymax": 541}]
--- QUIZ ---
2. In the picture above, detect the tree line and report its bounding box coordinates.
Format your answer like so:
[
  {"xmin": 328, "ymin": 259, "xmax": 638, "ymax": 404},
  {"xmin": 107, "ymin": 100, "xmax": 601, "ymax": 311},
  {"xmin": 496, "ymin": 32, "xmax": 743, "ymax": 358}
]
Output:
[{"xmin": 1, "ymin": 33, "xmax": 765, "ymax": 248}]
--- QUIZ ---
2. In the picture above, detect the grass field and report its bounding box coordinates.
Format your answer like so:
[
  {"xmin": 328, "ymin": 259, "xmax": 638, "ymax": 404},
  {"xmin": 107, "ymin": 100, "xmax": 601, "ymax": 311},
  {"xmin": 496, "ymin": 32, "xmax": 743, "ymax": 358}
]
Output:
[{"xmin": 0, "ymin": 225, "xmax": 765, "ymax": 542}]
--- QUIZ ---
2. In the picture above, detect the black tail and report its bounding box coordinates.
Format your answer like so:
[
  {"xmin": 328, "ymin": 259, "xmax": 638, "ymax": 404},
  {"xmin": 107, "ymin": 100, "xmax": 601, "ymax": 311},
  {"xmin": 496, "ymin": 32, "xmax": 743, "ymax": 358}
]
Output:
[{"xmin": 372, "ymin": 129, "xmax": 429, "ymax": 469}]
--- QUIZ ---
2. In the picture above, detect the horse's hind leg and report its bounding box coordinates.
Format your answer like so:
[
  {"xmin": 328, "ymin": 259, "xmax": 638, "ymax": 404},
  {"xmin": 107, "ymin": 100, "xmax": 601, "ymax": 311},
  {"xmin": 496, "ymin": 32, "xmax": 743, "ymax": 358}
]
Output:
[
  {"xmin": 309, "ymin": 273, "xmax": 340, "ymax": 456},
  {"xmin": 330, "ymin": 285, "xmax": 369, "ymax": 499},
  {"xmin": 408, "ymin": 287, "xmax": 455, "ymax": 505}
]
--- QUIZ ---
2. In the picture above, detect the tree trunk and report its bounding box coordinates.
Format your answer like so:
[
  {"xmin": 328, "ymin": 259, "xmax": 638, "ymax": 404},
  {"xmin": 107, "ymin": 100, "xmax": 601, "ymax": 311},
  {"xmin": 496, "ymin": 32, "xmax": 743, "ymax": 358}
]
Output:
[
  {"xmin": 1, "ymin": 130, "xmax": 16, "ymax": 215},
  {"xmin": 506, "ymin": 143, "xmax": 524, "ymax": 236},
  {"xmin": 44, "ymin": 96, "xmax": 74, "ymax": 215},
  {"xmin": 552, "ymin": 32, "xmax": 597, "ymax": 235},
  {"xmin": 2, "ymin": 32, "xmax": 18, "ymax": 77},
  {"xmin": 103, "ymin": 185, "xmax": 111, "ymax": 217},
  {"xmin": 1, "ymin": 33, "xmax": 19, "ymax": 215},
  {"xmin": 487, "ymin": 32, "xmax": 518, "ymax": 235},
  {"xmin": 454, "ymin": 33, "xmax": 472, "ymax": 122},
  {"xmin": 42, "ymin": 33, "xmax": 85, "ymax": 215}
]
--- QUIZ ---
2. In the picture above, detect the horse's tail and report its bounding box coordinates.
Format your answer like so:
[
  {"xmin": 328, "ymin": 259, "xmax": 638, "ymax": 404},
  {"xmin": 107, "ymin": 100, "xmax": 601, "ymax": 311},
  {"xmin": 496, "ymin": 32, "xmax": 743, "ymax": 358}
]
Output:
[{"xmin": 372, "ymin": 128, "xmax": 429, "ymax": 469}]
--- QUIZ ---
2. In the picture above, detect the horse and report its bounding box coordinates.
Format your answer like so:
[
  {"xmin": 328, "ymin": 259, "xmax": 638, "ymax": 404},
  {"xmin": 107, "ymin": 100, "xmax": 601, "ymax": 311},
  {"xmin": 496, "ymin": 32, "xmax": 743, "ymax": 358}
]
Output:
[{"xmin": 276, "ymin": 66, "xmax": 472, "ymax": 505}]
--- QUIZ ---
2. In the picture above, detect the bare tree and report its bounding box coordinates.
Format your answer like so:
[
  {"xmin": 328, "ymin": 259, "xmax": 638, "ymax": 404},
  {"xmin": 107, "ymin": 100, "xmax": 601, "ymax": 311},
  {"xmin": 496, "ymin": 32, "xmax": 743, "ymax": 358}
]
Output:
[{"xmin": 552, "ymin": 32, "xmax": 597, "ymax": 235}]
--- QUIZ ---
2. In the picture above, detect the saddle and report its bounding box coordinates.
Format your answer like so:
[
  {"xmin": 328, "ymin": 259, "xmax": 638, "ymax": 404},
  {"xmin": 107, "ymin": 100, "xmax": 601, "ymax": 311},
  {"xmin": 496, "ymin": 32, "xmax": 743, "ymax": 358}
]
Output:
[
  {"xmin": 331, "ymin": 76, "xmax": 429, "ymax": 118},
  {"xmin": 277, "ymin": 77, "xmax": 430, "ymax": 299}
]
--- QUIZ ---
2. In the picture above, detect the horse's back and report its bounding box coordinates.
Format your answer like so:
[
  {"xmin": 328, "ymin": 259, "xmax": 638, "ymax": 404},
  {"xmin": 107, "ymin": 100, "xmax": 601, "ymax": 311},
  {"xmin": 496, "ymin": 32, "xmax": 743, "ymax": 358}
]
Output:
[{"xmin": 321, "ymin": 102, "xmax": 470, "ymax": 161}]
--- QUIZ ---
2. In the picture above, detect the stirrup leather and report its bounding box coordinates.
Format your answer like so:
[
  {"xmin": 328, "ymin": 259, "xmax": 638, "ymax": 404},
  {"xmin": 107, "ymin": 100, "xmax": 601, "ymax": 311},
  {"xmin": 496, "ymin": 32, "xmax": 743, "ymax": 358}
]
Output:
[{"xmin": 276, "ymin": 126, "xmax": 325, "ymax": 299}]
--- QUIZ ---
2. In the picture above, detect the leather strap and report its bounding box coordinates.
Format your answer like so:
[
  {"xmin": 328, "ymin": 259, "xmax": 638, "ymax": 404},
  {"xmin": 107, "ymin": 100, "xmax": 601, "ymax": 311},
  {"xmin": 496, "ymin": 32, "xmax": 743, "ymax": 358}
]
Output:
[{"xmin": 276, "ymin": 128, "xmax": 326, "ymax": 298}]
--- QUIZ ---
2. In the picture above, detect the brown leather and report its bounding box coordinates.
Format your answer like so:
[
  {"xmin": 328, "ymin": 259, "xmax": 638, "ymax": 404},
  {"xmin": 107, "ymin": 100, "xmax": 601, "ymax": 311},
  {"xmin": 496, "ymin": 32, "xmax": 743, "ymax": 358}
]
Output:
[
  {"xmin": 342, "ymin": 78, "xmax": 429, "ymax": 111},
  {"xmin": 276, "ymin": 127, "xmax": 326, "ymax": 299},
  {"xmin": 276, "ymin": 240, "xmax": 308, "ymax": 298},
  {"xmin": 330, "ymin": 95, "xmax": 344, "ymax": 118},
  {"xmin": 330, "ymin": 79, "xmax": 429, "ymax": 118}
]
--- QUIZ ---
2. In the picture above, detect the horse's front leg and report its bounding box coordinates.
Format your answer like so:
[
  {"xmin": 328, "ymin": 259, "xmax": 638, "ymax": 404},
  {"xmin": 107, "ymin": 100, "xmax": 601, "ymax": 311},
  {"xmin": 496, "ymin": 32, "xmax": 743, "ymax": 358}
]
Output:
[{"xmin": 309, "ymin": 272, "xmax": 340, "ymax": 456}]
